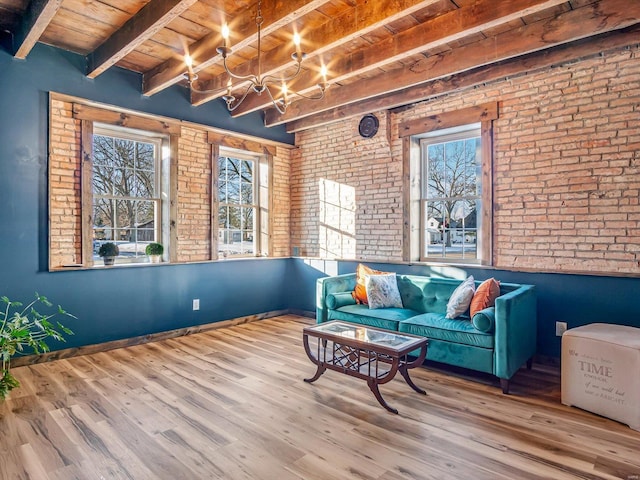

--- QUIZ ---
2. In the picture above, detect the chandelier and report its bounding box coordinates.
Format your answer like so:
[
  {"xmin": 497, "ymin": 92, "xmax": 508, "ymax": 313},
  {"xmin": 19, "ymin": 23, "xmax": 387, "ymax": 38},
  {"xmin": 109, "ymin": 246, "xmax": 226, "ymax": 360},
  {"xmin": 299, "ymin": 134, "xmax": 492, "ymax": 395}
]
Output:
[{"xmin": 184, "ymin": 0, "xmax": 329, "ymax": 114}]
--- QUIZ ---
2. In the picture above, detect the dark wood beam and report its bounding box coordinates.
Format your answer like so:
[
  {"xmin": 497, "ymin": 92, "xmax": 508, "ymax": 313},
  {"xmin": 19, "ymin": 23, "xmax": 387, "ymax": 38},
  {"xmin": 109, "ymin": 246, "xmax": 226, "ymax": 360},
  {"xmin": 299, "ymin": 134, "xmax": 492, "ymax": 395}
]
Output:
[
  {"xmin": 13, "ymin": 0, "xmax": 62, "ymax": 59},
  {"xmin": 86, "ymin": 0, "xmax": 198, "ymax": 79},
  {"xmin": 191, "ymin": 0, "xmax": 442, "ymax": 107},
  {"xmin": 285, "ymin": 24, "xmax": 640, "ymax": 133},
  {"xmin": 228, "ymin": 0, "xmax": 567, "ymax": 117},
  {"xmin": 142, "ymin": 0, "xmax": 331, "ymax": 96},
  {"xmin": 0, "ymin": 8, "xmax": 19, "ymax": 32},
  {"xmin": 265, "ymin": 0, "xmax": 640, "ymax": 127}
]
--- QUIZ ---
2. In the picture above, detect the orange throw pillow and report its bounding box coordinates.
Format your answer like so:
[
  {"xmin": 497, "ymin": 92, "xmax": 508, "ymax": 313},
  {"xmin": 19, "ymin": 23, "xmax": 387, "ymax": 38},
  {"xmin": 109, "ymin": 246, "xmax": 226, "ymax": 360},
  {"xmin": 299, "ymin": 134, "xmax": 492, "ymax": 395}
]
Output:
[
  {"xmin": 470, "ymin": 278, "xmax": 501, "ymax": 317},
  {"xmin": 352, "ymin": 263, "xmax": 389, "ymax": 304}
]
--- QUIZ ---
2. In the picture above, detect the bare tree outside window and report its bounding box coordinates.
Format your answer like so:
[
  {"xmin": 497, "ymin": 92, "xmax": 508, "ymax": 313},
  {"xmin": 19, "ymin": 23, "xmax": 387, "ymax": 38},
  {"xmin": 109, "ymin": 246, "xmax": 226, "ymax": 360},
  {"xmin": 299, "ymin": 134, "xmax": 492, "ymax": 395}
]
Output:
[
  {"xmin": 218, "ymin": 155, "xmax": 257, "ymax": 257},
  {"xmin": 422, "ymin": 129, "xmax": 481, "ymax": 260},
  {"xmin": 92, "ymin": 132, "xmax": 160, "ymax": 262}
]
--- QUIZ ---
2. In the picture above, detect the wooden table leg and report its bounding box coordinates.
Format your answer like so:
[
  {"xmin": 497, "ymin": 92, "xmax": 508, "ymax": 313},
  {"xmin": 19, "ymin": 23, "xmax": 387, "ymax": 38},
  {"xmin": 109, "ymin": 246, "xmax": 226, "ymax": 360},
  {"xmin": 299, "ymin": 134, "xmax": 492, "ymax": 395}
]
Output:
[
  {"xmin": 399, "ymin": 364, "xmax": 426, "ymax": 395},
  {"xmin": 304, "ymin": 365, "xmax": 326, "ymax": 383},
  {"xmin": 367, "ymin": 379, "xmax": 398, "ymax": 414}
]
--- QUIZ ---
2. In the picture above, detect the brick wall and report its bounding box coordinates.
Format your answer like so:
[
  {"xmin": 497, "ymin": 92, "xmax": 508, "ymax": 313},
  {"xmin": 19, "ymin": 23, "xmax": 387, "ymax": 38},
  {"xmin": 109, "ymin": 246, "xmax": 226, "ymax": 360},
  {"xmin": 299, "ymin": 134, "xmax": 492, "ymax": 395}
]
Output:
[
  {"xmin": 272, "ymin": 146, "xmax": 291, "ymax": 257},
  {"xmin": 291, "ymin": 112, "xmax": 403, "ymax": 260},
  {"xmin": 292, "ymin": 45, "xmax": 640, "ymax": 274},
  {"xmin": 49, "ymin": 99, "xmax": 82, "ymax": 268},
  {"xmin": 177, "ymin": 127, "xmax": 212, "ymax": 263},
  {"xmin": 49, "ymin": 99, "xmax": 292, "ymax": 268}
]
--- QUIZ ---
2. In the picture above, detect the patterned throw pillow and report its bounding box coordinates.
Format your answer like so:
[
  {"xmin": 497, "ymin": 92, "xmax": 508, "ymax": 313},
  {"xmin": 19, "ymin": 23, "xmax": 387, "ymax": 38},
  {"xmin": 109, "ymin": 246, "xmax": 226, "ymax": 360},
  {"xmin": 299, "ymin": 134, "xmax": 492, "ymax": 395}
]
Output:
[
  {"xmin": 470, "ymin": 278, "xmax": 501, "ymax": 317},
  {"xmin": 445, "ymin": 275, "xmax": 476, "ymax": 319},
  {"xmin": 352, "ymin": 263, "xmax": 389, "ymax": 304},
  {"xmin": 365, "ymin": 273, "xmax": 403, "ymax": 309}
]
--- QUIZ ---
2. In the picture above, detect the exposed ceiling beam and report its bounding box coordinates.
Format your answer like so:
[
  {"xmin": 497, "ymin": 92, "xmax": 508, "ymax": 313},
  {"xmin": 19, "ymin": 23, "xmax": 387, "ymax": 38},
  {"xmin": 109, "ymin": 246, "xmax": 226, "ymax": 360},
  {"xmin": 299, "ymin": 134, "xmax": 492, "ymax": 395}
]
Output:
[
  {"xmin": 265, "ymin": 0, "xmax": 640, "ymax": 127},
  {"xmin": 191, "ymin": 0, "xmax": 442, "ymax": 107},
  {"xmin": 86, "ymin": 0, "xmax": 198, "ymax": 79},
  {"xmin": 13, "ymin": 0, "xmax": 62, "ymax": 59},
  {"xmin": 228, "ymin": 0, "xmax": 568, "ymax": 117},
  {"xmin": 142, "ymin": 0, "xmax": 331, "ymax": 96},
  {"xmin": 286, "ymin": 25, "xmax": 640, "ymax": 133}
]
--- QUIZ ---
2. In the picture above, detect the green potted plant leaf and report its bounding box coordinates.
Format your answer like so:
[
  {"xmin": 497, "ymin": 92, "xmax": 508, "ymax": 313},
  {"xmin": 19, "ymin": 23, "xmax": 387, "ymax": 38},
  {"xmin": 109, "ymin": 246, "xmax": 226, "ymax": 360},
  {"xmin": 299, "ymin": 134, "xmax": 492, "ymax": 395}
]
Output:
[
  {"xmin": 0, "ymin": 293, "xmax": 75, "ymax": 400},
  {"xmin": 98, "ymin": 242, "xmax": 119, "ymax": 266},
  {"xmin": 145, "ymin": 242, "xmax": 164, "ymax": 263}
]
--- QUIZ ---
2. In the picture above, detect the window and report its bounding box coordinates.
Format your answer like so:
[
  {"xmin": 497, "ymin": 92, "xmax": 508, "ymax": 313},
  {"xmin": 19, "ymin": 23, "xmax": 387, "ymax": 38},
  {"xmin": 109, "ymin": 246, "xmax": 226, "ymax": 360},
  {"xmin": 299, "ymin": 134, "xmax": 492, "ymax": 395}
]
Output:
[
  {"xmin": 421, "ymin": 125, "xmax": 481, "ymax": 261},
  {"xmin": 92, "ymin": 125, "xmax": 169, "ymax": 264},
  {"xmin": 401, "ymin": 102, "xmax": 496, "ymax": 265},
  {"xmin": 218, "ymin": 151, "xmax": 259, "ymax": 257}
]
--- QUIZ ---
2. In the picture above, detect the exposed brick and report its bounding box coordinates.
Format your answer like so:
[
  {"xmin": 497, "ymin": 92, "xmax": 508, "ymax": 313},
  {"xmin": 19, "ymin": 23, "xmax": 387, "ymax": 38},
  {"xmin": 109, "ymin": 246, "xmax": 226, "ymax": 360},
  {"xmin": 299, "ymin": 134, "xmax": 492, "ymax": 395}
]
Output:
[
  {"xmin": 49, "ymin": 100, "xmax": 82, "ymax": 269},
  {"xmin": 50, "ymin": 100, "xmax": 293, "ymax": 267},
  {"xmin": 292, "ymin": 45, "xmax": 640, "ymax": 273}
]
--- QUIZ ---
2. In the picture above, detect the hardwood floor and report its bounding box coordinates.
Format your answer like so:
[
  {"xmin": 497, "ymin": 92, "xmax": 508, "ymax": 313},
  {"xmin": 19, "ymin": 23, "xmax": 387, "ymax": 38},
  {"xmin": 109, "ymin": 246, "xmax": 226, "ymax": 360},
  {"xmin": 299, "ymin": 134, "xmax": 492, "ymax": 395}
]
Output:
[{"xmin": 1, "ymin": 315, "xmax": 639, "ymax": 480}]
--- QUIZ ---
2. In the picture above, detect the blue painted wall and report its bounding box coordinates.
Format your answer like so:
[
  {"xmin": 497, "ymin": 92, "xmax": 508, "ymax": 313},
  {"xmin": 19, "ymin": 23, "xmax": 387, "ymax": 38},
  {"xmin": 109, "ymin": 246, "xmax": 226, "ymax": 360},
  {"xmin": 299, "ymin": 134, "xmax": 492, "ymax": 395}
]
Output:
[
  {"xmin": 287, "ymin": 258, "xmax": 640, "ymax": 359},
  {"xmin": 0, "ymin": 43, "xmax": 292, "ymax": 350}
]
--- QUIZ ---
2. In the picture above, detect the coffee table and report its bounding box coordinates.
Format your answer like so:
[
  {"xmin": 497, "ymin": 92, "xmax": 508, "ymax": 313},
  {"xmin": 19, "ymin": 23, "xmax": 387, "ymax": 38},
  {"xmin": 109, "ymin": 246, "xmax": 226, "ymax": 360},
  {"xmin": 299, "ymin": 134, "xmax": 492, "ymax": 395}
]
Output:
[{"xmin": 303, "ymin": 321, "xmax": 428, "ymax": 414}]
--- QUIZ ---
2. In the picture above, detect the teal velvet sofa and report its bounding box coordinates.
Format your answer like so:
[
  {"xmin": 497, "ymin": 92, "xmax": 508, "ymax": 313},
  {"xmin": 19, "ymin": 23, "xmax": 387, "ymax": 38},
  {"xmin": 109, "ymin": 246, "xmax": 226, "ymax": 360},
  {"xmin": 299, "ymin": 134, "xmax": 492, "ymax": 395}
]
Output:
[{"xmin": 316, "ymin": 273, "xmax": 537, "ymax": 393}]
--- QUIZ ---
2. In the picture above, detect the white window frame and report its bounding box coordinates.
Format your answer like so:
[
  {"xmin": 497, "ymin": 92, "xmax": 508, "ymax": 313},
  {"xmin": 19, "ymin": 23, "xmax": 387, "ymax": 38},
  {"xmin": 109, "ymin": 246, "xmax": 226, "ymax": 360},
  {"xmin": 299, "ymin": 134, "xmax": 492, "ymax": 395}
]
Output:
[
  {"xmin": 217, "ymin": 148, "xmax": 261, "ymax": 258},
  {"xmin": 91, "ymin": 124, "xmax": 170, "ymax": 265},
  {"xmin": 419, "ymin": 124, "xmax": 482, "ymax": 263},
  {"xmin": 401, "ymin": 103, "xmax": 496, "ymax": 265}
]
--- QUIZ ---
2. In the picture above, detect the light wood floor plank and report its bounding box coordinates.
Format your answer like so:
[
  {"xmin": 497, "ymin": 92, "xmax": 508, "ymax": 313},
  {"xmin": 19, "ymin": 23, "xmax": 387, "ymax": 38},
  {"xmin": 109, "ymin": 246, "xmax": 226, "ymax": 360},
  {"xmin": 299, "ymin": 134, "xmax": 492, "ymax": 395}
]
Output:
[{"xmin": 1, "ymin": 315, "xmax": 639, "ymax": 479}]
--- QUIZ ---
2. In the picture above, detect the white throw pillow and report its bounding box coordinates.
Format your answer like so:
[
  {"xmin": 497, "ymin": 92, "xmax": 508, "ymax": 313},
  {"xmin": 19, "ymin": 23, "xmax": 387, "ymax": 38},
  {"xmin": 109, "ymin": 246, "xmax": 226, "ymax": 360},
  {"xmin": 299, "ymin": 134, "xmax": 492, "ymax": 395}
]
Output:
[
  {"xmin": 365, "ymin": 273, "xmax": 403, "ymax": 309},
  {"xmin": 445, "ymin": 275, "xmax": 476, "ymax": 319}
]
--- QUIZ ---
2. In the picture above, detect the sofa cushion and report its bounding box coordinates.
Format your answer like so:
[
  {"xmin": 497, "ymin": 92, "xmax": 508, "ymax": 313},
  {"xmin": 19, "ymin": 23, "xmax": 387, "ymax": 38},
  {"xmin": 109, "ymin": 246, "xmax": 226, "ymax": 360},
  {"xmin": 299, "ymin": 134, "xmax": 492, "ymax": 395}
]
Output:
[
  {"xmin": 328, "ymin": 304, "xmax": 419, "ymax": 331},
  {"xmin": 326, "ymin": 292, "xmax": 357, "ymax": 309},
  {"xmin": 365, "ymin": 273, "xmax": 403, "ymax": 309},
  {"xmin": 399, "ymin": 312, "xmax": 494, "ymax": 348},
  {"xmin": 446, "ymin": 276, "xmax": 476, "ymax": 319},
  {"xmin": 397, "ymin": 276, "xmax": 459, "ymax": 314},
  {"xmin": 352, "ymin": 263, "xmax": 390, "ymax": 304},
  {"xmin": 472, "ymin": 307, "xmax": 496, "ymax": 333},
  {"xmin": 470, "ymin": 278, "xmax": 501, "ymax": 317}
]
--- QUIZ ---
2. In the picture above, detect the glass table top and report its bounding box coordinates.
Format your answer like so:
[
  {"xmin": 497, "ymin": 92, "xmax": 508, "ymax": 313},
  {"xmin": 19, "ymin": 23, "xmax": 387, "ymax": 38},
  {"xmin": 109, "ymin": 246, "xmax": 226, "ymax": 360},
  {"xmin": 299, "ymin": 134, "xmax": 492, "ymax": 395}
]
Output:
[{"xmin": 307, "ymin": 321, "xmax": 422, "ymax": 349}]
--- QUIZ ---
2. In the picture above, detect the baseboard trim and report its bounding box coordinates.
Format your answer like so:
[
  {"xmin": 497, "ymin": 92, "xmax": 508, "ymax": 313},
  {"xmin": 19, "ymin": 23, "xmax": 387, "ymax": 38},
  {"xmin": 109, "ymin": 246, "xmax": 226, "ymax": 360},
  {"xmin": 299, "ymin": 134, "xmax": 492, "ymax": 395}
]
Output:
[
  {"xmin": 11, "ymin": 309, "xmax": 290, "ymax": 368},
  {"xmin": 288, "ymin": 308, "xmax": 315, "ymax": 318},
  {"xmin": 533, "ymin": 353, "xmax": 561, "ymax": 367}
]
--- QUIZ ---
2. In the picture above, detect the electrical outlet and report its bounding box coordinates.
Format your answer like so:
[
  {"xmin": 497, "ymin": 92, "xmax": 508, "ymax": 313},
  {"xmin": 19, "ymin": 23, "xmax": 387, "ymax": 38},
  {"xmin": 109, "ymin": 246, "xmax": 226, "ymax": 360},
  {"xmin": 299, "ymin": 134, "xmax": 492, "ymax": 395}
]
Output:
[
  {"xmin": 556, "ymin": 321, "xmax": 567, "ymax": 336},
  {"xmin": 192, "ymin": 299, "xmax": 200, "ymax": 311}
]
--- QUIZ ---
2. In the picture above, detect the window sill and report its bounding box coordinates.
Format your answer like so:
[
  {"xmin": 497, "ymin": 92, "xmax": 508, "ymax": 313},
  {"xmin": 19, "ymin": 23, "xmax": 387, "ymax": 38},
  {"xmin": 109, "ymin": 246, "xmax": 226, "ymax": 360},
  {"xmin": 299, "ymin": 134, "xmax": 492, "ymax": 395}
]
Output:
[
  {"xmin": 49, "ymin": 255, "xmax": 278, "ymax": 272},
  {"xmin": 50, "ymin": 261, "xmax": 170, "ymax": 272}
]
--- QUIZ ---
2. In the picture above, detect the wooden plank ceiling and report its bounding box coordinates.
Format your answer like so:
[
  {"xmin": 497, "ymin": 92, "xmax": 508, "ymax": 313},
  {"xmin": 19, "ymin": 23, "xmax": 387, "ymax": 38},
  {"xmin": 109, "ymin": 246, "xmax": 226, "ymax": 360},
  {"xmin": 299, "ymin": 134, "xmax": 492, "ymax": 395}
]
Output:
[{"xmin": 2, "ymin": 0, "xmax": 639, "ymax": 132}]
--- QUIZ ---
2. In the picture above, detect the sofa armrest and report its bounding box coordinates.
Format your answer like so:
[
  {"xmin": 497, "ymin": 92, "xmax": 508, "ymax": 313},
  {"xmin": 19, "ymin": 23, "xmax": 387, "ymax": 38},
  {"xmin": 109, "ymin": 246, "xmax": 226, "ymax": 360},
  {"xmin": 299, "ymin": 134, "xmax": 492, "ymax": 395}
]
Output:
[
  {"xmin": 493, "ymin": 285, "xmax": 537, "ymax": 380},
  {"xmin": 316, "ymin": 273, "xmax": 357, "ymax": 323}
]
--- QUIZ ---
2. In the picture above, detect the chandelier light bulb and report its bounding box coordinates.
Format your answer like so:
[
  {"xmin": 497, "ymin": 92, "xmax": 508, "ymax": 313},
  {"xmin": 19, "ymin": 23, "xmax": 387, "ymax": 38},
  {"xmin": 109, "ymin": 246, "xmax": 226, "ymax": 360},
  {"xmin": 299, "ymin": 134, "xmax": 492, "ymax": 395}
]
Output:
[
  {"xmin": 221, "ymin": 23, "xmax": 230, "ymax": 49},
  {"xmin": 293, "ymin": 32, "xmax": 301, "ymax": 47}
]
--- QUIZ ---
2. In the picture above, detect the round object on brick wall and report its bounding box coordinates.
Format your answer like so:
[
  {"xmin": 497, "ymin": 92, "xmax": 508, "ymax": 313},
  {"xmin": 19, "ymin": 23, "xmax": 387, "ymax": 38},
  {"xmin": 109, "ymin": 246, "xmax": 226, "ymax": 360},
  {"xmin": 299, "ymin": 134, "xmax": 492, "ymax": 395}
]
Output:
[{"xmin": 358, "ymin": 114, "xmax": 379, "ymax": 138}]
